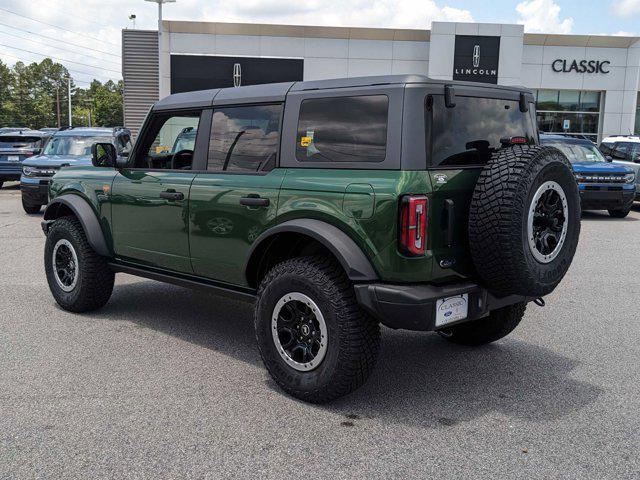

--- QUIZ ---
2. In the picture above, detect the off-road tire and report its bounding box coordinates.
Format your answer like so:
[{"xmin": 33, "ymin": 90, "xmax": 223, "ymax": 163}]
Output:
[
  {"xmin": 608, "ymin": 207, "xmax": 631, "ymax": 218},
  {"xmin": 469, "ymin": 145, "xmax": 581, "ymax": 297},
  {"xmin": 255, "ymin": 256, "xmax": 381, "ymax": 403},
  {"xmin": 44, "ymin": 216, "xmax": 114, "ymax": 312},
  {"xmin": 438, "ymin": 302, "xmax": 527, "ymax": 346},
  {"xmin": 22, "ymin": 198, "xmax": 41, "ymax": 214}
]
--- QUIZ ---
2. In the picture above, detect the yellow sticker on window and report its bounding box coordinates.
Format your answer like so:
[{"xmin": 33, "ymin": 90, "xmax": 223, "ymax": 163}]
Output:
[
  {"xmin": 156, "ymin": 145, "xmax": 169, "ymax": 154},
  {"xmin": 300, "ymin": 136, "xmax": 312, "ymax": 147}
]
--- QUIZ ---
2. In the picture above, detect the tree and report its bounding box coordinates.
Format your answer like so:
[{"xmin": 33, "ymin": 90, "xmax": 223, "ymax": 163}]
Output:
[
  {"xmin": 0, "ymin": 59, "xmax": 13, "ymax": 126},
  {"xmin": 0, "ymin": 58, "xmax": 122, "ymax": 129},
  {"xmin": 92, "ymin": 80, "xmax": 124, "ymax": 127}
]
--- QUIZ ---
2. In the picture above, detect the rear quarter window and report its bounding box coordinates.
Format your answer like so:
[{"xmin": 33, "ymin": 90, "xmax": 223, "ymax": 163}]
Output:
[
  {"xmin": 295, "ymin": 95, "xmax": 388, "ymax": 163},
  {"xmin": 428, "ymin": 95, "xmax": 537, "ymax": 167}
]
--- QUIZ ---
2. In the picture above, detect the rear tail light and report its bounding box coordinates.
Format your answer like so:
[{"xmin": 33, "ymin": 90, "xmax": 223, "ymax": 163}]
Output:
[{"xmin": 399, "ymin": 195, "xmax": 428, "ymax": 256}]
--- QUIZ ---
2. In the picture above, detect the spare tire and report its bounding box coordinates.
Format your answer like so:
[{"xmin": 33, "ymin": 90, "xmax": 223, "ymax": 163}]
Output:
[{"xmin": 469, "ymin": 145, "xmax": 580, "ymax": 297}]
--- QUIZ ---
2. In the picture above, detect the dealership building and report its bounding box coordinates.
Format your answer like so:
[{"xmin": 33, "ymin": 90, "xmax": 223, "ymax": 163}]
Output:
[{"xmin": 122, "ymin": 20, "xmax": 640, "ymax": 142}]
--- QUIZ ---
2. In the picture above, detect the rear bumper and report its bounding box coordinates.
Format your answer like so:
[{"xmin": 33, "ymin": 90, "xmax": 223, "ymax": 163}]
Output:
[
  {"xmin": 354, "ymin": 282, "xmax": 531, "ymax": 331},
  {"xmin": 579, "ymin": 185, "xmax": 635, "ymax": 210}
]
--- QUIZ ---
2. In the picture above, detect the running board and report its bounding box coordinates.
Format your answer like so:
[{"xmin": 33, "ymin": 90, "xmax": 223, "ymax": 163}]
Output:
[{"xmin": 108, "ymin": 262, "xmax": 257, "ymax": 303}]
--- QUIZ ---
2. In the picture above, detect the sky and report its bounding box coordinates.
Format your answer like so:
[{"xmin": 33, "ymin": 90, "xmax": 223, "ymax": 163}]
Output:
[{"xmin": 0, "ymin": 0, "xmax": 638, "ymax": 85}]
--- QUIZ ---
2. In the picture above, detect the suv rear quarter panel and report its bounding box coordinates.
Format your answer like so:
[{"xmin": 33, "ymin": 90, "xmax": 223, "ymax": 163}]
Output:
[{"xmin": 278, "ymin": 168, "xmax": 439, "ymax": 283}]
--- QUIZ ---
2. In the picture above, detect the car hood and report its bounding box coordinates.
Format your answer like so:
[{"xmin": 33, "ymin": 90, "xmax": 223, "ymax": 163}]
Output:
[
  {"xmin": 572, "ymin": 161, "xmax": 634, "ymax": 174},
  {"xmin": 21, "ymin": 154, "xmax": 92, "ymax": 168}
]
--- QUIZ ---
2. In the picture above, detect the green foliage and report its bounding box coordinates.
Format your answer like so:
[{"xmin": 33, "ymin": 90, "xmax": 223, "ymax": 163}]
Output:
[{"xmin": 0, "ymin": 58, "xmax": 122, "ymax": 129}]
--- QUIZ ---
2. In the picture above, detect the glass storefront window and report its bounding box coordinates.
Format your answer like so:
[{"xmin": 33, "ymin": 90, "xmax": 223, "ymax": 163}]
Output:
[
  {"xmin": 635, "ymin": 92, "xmax": 639, "ymax": 135},
  {"xmin": 581, "ymin": 91, "xmax": 600, "ymax": 112},
  {"xmin": 558, "ymin": 91, "xmax": 580, "ymax": 111},
  {"xmin": 534, "ymin": 89, "xmax": 601, "ymax": 142}
]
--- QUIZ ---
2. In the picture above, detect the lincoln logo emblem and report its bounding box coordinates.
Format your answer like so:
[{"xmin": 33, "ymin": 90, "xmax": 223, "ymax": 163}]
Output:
[
  {"xmin": 233, "ymin": 63, "xmax": 242, "ymax": 87},
  {"xmin": 473, "ymin": 45, "xmax": 480, "ymax": 68}
]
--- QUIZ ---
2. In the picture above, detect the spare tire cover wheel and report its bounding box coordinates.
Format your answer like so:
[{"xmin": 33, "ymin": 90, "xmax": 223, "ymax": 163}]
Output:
[{"xmin": 468, "ymin": 145, "xmax": 581, "ymax": 298}]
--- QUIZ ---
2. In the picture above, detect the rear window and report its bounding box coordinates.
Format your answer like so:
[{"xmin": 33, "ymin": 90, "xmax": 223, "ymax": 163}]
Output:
[
  {"xmin": 429, "ymin": 95, "xmax": 537, "ymax": 167},
  {"xmin": 0, "ymin": 136, "xmax": 43, "ymax": 149},
  {"xmin": 296, "ymin": 95, "xmax": 388, "ymax": 163}
]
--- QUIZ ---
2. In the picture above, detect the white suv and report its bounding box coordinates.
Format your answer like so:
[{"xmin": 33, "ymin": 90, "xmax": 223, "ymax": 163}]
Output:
[{"xmin": 600, "ymin": 136, "xmax": 640, "ymax": 198}]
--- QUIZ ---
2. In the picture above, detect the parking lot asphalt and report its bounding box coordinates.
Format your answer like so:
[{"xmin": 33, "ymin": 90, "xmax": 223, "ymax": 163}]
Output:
[{"xmin": 1, "ymin": 181, "xmax": 639, "ymax": 479}]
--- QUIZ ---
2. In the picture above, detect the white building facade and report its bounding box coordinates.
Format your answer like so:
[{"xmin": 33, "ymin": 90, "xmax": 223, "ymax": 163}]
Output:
[{"xmin": 123, "ymin": 20, "xmax": 640, "ymax": 141}]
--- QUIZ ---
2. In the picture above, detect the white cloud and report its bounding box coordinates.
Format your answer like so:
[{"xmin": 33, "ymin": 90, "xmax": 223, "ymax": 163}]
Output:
[
  {"xmin": 516, "ymin": 0, "xmax": 574, "ymax": 34},
  {"xmin": 0, "ymin": 0, "xmax": 474, "ymax": 82},
  {"xmin": 612, "ymin": 0, "xmax": 640, "ymax": 17},
  {"xmin": 198, "ymin": 0, "xmax": 474, "ymax": 29}
]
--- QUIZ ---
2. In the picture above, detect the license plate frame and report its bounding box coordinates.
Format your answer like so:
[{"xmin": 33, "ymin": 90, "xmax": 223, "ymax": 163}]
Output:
[
  {"xmin": 435, "ymin": 294, "xmax": 469, "ymax": 327},
  {"xmin": 7, "ymin": 155, "xmax": 20, "ymax": 162}
]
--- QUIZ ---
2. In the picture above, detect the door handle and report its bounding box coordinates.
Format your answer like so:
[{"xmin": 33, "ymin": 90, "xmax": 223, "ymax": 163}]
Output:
[
  {"xmin": 159, "ymin": 189, "xmax": 184, "ymax": 201},
  {"xmin": 240, "ymin": 195, "xmax": 270, "ymax": 207}
]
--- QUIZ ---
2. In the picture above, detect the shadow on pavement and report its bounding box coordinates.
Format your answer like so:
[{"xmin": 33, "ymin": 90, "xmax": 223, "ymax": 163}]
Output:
[
  {"xmin": 581, "ymin": 210, "xmax": 638, "ymax": 222},
  {"xmin": 99, "ymin": 280, "xmax": 602, "ymax": 427}
]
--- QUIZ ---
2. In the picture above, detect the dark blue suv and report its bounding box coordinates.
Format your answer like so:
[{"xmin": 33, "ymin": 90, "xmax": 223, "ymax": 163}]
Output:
[
  {"xmin": 541, "ymin": 134, "xmax": 636, "ymax": 218},
  {"xmin": 0, "ymin": 130, "xmax": 50, "ymax": 189},
  {"xmin": 20, "ymin": 127, "xmax": 132, "ymax": 213}
]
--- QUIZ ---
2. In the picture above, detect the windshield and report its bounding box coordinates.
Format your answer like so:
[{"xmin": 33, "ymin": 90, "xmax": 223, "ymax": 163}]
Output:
[
  {"xmin": 551, "ymin": 143, "xmax": 605, "ymax": 163},
  {"xmin": 0, "ymin": 136, "xmax": 43, "ymax": 149},
  {"xmin": 44, "ymin": 136, "xmax": 112, "ymax": 156},
  {"xmin": 172, "ymin": 132, "xmax": 196, "ymax": 153}
]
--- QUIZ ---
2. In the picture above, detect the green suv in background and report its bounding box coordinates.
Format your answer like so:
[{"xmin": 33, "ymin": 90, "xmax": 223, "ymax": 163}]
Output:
[{"xmin": 41, "ymin": 75, "xmax": 581, "ymax": 403}]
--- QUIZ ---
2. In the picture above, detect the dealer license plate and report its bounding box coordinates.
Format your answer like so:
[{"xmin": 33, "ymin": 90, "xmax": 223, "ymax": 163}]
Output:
[
  {"xmin": 435, "ymin": 294, "xmax": 469, "ymax": 327},
  {"xmin": 7, "ymin": 155, "xmax": 20, "ymax": 162}
]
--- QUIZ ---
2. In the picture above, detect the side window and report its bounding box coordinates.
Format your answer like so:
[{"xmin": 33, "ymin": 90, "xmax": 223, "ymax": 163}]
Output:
[
  {"xmin": 208, "ymin": 105, "xmax": 282, "ymax": 172},
  {"xmin": 118, "ymin": 134, "xmax": 132, "ymax": 154},
  {"xmin": 599, "ymin": 142, "xmax": 614, "ymax": 156},
  {"xmin": 611, "ymin": 143, "xmax": 630, "ymax": 161},
  {"xmin": 295, "ymin": 95, "xmax": 388, "ymax": 163},
  {"xmin": 134, "ymin": 112, "xmax": 201, "ymax": 169}
]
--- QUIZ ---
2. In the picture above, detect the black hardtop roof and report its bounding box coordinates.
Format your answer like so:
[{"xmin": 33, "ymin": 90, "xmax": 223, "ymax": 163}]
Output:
[{"xmin": 153, "ymin": 75, "xmax": 533, "ymax": 111}]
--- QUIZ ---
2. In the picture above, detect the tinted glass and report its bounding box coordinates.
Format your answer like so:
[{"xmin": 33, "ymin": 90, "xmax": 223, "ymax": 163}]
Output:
[
  {"xmin": 44, "ymin": 136, "xmax": 112, "ymax": 156},
  {"xmin": 611, "ymin": 143, "xmax": 630, "ymax": 160},
  {"xmin": 134, "ymin": 113, "xmax": 201, "ymax": 169},
  {"xmin": 429, "ymin": 95, "xmax": 536, "ymax": 167},
  {"xmin": 208, "ymin": 105, "xmax": 282, "ymax": 172},
  {"xmin": 0, "ymin": 136, "xmax": 43, "ymax": 149},
  {"xmin": 296, "ymin": 95, "xmax": 388, "ymax": 163},
  {"xmin": 599, "ymin": 142, "xmax": 614, "ymax": 155}
]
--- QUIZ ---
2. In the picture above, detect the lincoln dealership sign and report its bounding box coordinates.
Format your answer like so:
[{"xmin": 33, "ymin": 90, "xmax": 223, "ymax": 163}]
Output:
[
  {"xmin": 453, "ymin": 35, "xmax": 501, "ymax": 84},
  {"xmin": 552, "ymin": 59, "xmax": 611, "ymax": 74}
]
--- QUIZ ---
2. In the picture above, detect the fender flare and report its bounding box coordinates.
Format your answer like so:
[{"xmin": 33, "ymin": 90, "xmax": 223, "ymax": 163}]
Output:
[
  {"xmin": 245, "ymin": 218, "xmax": 379, "ymax": 284},
  {"xmin": 43, "ymin": 195, "xmax": 110, "ymax": 257}
]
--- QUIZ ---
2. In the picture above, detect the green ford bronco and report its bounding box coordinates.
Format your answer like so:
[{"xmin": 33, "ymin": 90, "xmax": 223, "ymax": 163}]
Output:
[{"xmin": 42, "ymin": 75, "xmax": 581, "ymax": 403}]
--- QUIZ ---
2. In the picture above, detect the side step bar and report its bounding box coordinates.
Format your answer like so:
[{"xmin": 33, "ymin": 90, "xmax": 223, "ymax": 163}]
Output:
[{"xmin": 108, "ymin": 262, "xmax": 257, "ymax": 303}]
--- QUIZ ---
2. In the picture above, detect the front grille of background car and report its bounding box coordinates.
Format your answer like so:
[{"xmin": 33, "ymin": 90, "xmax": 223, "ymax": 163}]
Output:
[
  {"xmin": 577, "ymin": 173, "xmax": 626, "ymax": 184},
  {"xmin": 35, "ymin": 168, "xmax": 57, "ymax": 177}
]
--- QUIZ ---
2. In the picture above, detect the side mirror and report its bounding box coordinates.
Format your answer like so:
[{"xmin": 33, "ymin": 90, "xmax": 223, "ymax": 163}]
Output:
[
  {"xmin": 605, "ymin": 155, "xmax": 613, "ymax": 162},
  {"xmin": 91, "ymin": 143, "xmax": 117, "ymax": 168},
  {"xmin": 33, "ymin": 148, "xmax": 42, "ymax": 155}
]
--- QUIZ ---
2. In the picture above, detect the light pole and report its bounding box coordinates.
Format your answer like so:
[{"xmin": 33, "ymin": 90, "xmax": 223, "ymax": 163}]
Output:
[
  {"xmin": 128, "ymin": 14, "xmax": 137, "ymax": 29},
  {"xmin": 145, "ymin": 0, "xmax": 176, "ymax": 97},
  {"xmin": 145, "ymin": 0, "xmax": 175, "ymax": 35},
  {"xmin": 67, "ymin": 77, "xmax": 72, "ymax": 128}
]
